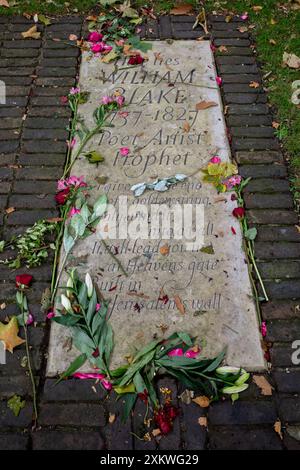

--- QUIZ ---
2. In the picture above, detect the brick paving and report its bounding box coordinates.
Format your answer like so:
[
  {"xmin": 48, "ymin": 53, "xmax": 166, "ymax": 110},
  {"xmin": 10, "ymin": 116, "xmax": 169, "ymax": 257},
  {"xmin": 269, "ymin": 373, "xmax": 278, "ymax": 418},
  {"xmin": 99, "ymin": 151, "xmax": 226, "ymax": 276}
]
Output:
[{"xmin": 0, "ymin": 13, "xmax": 299, "ymax": 451}]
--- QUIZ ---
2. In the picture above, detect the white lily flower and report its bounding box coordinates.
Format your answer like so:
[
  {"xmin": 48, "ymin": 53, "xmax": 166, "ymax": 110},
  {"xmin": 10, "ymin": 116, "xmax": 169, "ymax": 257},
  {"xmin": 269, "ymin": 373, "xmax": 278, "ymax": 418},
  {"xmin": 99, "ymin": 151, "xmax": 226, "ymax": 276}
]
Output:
[
  {"xmin": 85, "ymin": 272, "xmax": 93, "ymax": 298},
  {"xmin": 61, "ymin": 294, "xmax": 73, "ymax": 313}
]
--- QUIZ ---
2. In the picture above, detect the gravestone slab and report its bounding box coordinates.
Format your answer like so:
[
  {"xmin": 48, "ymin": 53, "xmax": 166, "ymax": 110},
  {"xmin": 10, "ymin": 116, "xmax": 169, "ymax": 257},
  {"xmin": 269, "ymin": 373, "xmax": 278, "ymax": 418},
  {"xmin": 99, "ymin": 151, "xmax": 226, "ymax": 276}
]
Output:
[{"xmin": 47, "ymin": 41, "xmax": 265, "ymax": 375}]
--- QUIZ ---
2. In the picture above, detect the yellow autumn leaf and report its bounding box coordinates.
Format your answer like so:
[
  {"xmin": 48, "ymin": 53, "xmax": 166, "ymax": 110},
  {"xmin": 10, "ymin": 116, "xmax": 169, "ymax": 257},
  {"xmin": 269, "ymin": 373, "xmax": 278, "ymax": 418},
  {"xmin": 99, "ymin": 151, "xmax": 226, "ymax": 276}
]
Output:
[
  {"xmin": 21, "ymin": 25, "xmax": 41, "ymax": 40},
  {"xmin": 101, "ymin": 50, "xmax": 118, "ymax": 63},
  {"xmin": 0, "ymin": 316, "xmax": 25, "ymax": 353}
]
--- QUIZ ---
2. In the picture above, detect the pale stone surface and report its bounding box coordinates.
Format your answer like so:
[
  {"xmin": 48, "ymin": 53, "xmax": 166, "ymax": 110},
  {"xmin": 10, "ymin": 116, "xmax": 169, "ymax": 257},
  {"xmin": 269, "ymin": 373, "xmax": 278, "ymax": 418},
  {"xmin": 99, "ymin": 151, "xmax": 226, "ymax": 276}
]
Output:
[{"xmin": 47, "ymin": 41, "xmax": 265, "ymax": 376}]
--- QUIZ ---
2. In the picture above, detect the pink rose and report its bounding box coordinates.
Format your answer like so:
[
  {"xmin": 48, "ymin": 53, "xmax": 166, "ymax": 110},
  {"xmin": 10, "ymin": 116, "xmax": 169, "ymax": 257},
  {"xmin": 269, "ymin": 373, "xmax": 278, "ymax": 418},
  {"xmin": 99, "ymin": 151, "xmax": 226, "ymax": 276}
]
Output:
[
  {"xmin": 167, "ymin": 348, "xmax": 184, "ymax": 357},
  {"xmin": 120, "ymin": 147, "xmax": 129, "ymax": 156},
  {"xmin": 88, "ymin": 31, "xmax": 103, "ymax": 43},
  {"xmin": 210, "ymin": 156, "xmax": 221, "ymax": 164}
]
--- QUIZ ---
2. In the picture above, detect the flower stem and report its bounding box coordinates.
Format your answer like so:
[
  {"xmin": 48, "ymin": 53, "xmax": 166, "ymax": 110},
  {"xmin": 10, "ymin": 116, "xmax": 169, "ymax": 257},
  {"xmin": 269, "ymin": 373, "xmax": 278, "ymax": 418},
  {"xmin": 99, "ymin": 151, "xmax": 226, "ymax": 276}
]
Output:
[
  {"xmin": 21, "ymin": 294, "xmax": 38, "ymax": 426},
  {"xmin": 101, "ymin": 238, "xmax": 128, "ymax": 277}
]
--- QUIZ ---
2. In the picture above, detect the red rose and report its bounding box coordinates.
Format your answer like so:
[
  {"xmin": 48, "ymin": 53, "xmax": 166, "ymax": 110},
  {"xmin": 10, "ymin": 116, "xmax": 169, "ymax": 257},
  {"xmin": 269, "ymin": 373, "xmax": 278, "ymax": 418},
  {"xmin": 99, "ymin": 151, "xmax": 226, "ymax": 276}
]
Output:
[
  {"xmin": 128, "ymin": 54, "xmax": 144, "ymax": 65},
  {"xmin": 138, "ymin": 389, "xmax": 148, "ymax": 404},
  {"xmin": 16, "ymin": 274, "xmax": 33, "ymax": 288},
  {"xmin": 232, "ymin": 207, "xmax": 245, "ymax": 219},
  {"xmin": 55, "ymin": 188, "xmax": 70, "ymax": 205},
  {"xmin": 159, "ymin": 420, "xmax": 173, "ymax": 435},
  {"xmin": 165, "ymin": 403, "xmax": 178, "ymax": 420}
]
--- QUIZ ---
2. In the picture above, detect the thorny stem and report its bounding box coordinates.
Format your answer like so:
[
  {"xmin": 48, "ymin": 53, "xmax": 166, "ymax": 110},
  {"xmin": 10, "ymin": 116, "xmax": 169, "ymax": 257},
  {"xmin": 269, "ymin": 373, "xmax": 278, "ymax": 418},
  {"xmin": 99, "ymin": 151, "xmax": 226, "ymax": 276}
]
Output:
[
  {"xmin": 101, "ymin": 238, "xmax": 128, "ymax": 277},
  {"xmin": 20, "ymin": 293, "xmax": 38, "ymax": 426}
]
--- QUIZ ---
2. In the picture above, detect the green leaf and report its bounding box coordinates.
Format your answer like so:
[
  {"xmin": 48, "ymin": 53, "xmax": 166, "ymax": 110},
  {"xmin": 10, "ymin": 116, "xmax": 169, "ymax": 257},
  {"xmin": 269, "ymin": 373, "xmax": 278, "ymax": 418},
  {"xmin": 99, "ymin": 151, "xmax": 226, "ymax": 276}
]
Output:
[
  {"xmin": 202, "ymin": 351, "xmax": 225, "ymax": 373},
  {"xmin": 86, "ymin": 289, "xmax": 97, "ymax": 325},
  {"xmin": 7, "ymin": 395, "xmax": 26, "ymax": 417},
  {"xmin": 100, "ymin": 0, "xmax": 119, "ymax": 5},
  {"xmin": 128, "ymin": 35, "xmax": 152, "ymax": 53},
  {"xmin": 70, "ymin": 214, "xmax": 86, "ymax": 238},
  {"xmin": 0, "ymin": 240, "xmax": 5, "ymax": 253},
  {"xmin": 38, "ymin": 14, "xmax": 51, "ymax": 26},
  {"xmin": 73, "ymin": 328, "xmax": 95, "ymax": 355},
  {"xmin": 231, "ymin": 393, "xmax": 239, "ymax": 403},
  {"xmin": 53, "ymin": 315, "xmax": 81, "ymax": 327},
  {"xmin": 56, "ymin": 353, "xmax": 87, "ymax": 384},
  {"xmin": 177, "ymin": 332, "xmax": 193, "ymax": 347},
  {"xmin": 244, "ymin": 227, "xmax": 257, "ymax": 241},
  {"xmin": 200, "ymin": 244, "xmax": 214, "ymax": 255},
  {"xmin": 78, "ymin": 283, "xmax": 88, "ymax": 309},
  {"xmin": 63, "ymin": 232, "xmax": 75, "ymax": 253},
  {"xmin": 104, "ymin": 323, "xmax": 114, "ymax": 366},
  {"xmin": 93, "ymin": 194, "xmax": 107, "ymax": 217},
  {"xmin": 132, "ymin": 339, "xmax": 161, "ymax": 364},
  {"xmin": 84, "ymin": 150, "xmax": 105, "ymax": 164},
  {"xmin": 133, "ymin": 371, "xmax": 147, "ymax": 394},
  {"xmin": 121, "ymin": 393, "xmax": 137, "ymax": 422}
]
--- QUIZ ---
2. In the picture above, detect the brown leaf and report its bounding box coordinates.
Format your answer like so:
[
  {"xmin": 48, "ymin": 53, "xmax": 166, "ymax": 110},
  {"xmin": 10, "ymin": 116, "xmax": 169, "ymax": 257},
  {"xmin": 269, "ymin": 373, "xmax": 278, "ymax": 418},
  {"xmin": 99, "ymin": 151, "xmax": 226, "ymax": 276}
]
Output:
[
  {"xmin": 218, "ymin": 45, "xmax": 228, "ymax": 53},
  {"xmin": 69, "ymin": 34, "xmax": 78, "ymax": 41},
  {"xmin": 282, "ymin": 52, "xmax": 300, "ymax": 69},
  {"xmin": 108, "ymin": 413, "xmax": 116, "ymax": 424},
  {"xmin": 21, "ymin": 25, "xmax": 41, "ymax": 40},
  {"xmin": 196, "ymin": 101, "xmax": 218, "ymax": 110},
  {"xmin": 0, "ymin": 0, "xmax": 9, "ymax": 7},
  {"xmin": 272, "ymin": 121, "xmax": 280, "ymax": 129},
  {"xmin": 225, "ymin": 15, "xmax": 232, "ymax": 23},
  {"xmin": 253, "ymin": 375, "xmax": 273, "ymax": 395},
  {"xmin": 183, "ymin": 121, "xmax": 190, "ymax": 133},
  {"xmin": 152, "ymin": 428, "xmax": 161, "ymax": 437},
  {"xmin": 238, "ymin": 26, "xmax": 248, "ymax": 33},
  {"xmin": 159, "ymin": 243, "xmax": 170, "ymax": 256},
  {"xmin": 46, "ymin": 217, "xmax": 63, "ymax": 223},
  {"xmin": 174, "ymin": 295, "xmax": 185, "ymax": 315},
  {"xmin": 198, "ymin": 416, "xmax": 208, "ymax": 427},
  {"xmin": 252, "ymin": 5, "xmax": 263, "ymax": 12},
  {"xmin": 170, "ymin": 3, "xmax": 193, "ymax": 15},
  {"xmin": 0, "ymin": 303, "xmax": 6, "ymax": 310},
  {"xmin": 193, "ymin": 396, "xmax": 210, "ymax": 408},
  {"xmin": 249, "ymin": 81, "xmax": 260, "ymax": 88},
  {"xmin": 274, "ymin": 420, "xmax": 283, "ymax": 439},
  {"xmin": 269, "ymin": 39, "xmax": 277, "ymax": 45},
  {"xmin": 5, "ymin": 207, "xmax": 15, "ymax": 214}
]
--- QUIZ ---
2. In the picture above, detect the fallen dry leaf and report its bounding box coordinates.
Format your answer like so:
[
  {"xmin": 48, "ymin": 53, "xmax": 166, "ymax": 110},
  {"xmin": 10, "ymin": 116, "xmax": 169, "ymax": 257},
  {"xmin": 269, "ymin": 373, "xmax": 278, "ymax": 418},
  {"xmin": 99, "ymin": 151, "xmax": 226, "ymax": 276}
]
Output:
[
  {"xmin": 253, "ymin": 375, "xmax": 273, "ymax": 395},
  {"xmin": 21, "ymin": 25, "xmax": 41, "ymax": 40},
  {"xmin": 152, "ymin": 428, "xmax": 161, "ymax": 437},
  {"xmin": 269, "ymin": 39, "xmax": 277, "ymax": 45},
  {"xmin": 46, "ymin": 217, "xmax": 63, "ymax": 223},
  {"xmin": 183, "ymin": 121, "xmax": 190, "ymax": 133},
  {"xmin": 69, "ymin": 34, "xmax": 78, "ymax": 41},
  {"xmin": 196, "ymin": 101, "xmax": 218, "ymax": 110},
  {"xmin": 272, "ymin": 121, "xmax": 280, "ymax": 129},
  {"xmin": 0, "ymin": 0, "xmax": 9, "ymax": 7},
  {"xmin": 174, "ymin": 295, "xmax": 185, "ymax": 315},
  {"xmin": 198, "ymin": 416, "xmax": 208, "ymax": 427},
  {"xmin": 109, "ymin": 413, "xmax": 116, "ymax": 424},
  {"xmin": 160, "ymin": 243, "xmax": 170, "ymax": 256},
  {"xmin": 238, "ymin": 26, "xmax": 248, "ymax": 33},
  {"xmin": 249, "ymin": 81, "xmax": 260, "ymax": 88},
  {"xmin": 193, "ymin": 396, "xmax": 210, "ymax": 408},
  {"xmin": 282, "ymin": 52, "xmax": 300, "ymax": 69},
  {"xmin": 225, "ymin": 15, "xmax": 232, "ymax": 23},
  {"xmin": 0, "ymin": 317, "xmax": 25, "ymax": 353},
  {"xmin": 218, "ymin": 45, "xmax": 228, "ymax": 53},
  {"xmin": 170, "ymin": 3, "xmax": 193, "ymax": 15},
  {"xmin": 0, "ymin": 303, "xmax": 6, "ymax": 310},
  {"xmin": 252, "ymin": 5, "xmax": 263, "ymax": 12},
  {"xmin": 5, "ymin": 207, "xmax": 15, "ymax": 215},
  {"xmin": 274, "ymin": 420, "xmax": 283, "ymax": 439}
]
